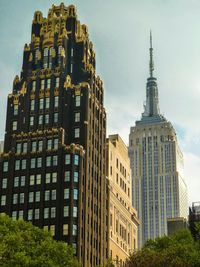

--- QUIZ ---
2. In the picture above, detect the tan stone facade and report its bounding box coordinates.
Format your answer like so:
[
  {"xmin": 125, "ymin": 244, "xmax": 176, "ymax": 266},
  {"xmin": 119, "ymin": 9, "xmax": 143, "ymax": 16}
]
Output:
[{"xmin": 106, "ymin": 134, "xmax": 139, "ymax": 266}]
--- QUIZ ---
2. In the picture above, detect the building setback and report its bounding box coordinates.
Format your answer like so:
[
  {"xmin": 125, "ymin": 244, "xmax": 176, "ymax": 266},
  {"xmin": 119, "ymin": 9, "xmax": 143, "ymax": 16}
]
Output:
[
  {"xmin": 128, "ymin": 33, "xmax": 188, "ymax": 247},
  {"xmin": 0, "ymin": 3, "xmax": 108, "ymax": 267},
  {"xmin": 106, "ymin": 134, "xmax": 139, "ymax": 266}
]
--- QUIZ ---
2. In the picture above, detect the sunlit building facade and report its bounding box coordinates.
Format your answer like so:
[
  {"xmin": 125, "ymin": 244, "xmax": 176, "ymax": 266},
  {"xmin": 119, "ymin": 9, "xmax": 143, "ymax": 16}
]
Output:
[
  {"xmin": 106, "ymin": 134, "xmax": 139, "ymax": 266},
  {"xmin": 128, "ymin": 34, "xmax": 188, "ymax": 247}
]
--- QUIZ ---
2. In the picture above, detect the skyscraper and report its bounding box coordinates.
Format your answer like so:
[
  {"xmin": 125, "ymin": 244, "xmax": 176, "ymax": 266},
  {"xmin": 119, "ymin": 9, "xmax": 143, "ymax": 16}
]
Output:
[
  {"xmin": 0, "ymin": 3, "xmax": 108, "ymax": 267},
  {"xmin": 128, "ymin": 33, "xmax": 188, "ymax": 247}
]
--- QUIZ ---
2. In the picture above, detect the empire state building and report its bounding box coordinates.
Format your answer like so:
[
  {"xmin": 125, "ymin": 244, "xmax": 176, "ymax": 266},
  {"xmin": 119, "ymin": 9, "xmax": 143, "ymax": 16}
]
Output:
[{"xmin": 128, "ymin": 33, "xmax": 188, "ymax": 247}]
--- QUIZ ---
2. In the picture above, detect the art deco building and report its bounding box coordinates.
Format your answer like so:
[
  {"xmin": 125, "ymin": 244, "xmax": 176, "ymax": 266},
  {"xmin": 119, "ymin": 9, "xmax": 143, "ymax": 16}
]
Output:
[
  {"xmin": 0, "ymin": 3, "xmax": 108, "ymax": 267},
  {"xmin": 128, "ymin": 34, "xmax": 188, "ymax": 247},
  {"xmin": 106, "ymin": 134, "xmax": 139, "ymax": 266}
]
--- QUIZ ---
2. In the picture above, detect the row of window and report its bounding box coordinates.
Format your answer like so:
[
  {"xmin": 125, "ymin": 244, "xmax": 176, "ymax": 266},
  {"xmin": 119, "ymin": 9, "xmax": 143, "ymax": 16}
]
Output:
[
  {"xmin": 1, "ymin": 171, "xmax": 79, "ymax": 190},
  {"xmin": 31, "ymin": 77, "xmax": 60, "ymax": 92},
  {"xmin": 1, "ymin": 188, "xmax": 79, "ymax": 206}
]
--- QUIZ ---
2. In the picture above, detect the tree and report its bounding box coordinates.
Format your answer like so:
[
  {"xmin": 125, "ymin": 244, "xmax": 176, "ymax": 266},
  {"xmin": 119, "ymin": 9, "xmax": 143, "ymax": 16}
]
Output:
[
  {"xmin": 0, "ymin": 214, "xmax": 80, "ymax": 267},
  {"xmin": 126, "ymin": 229, "xmax": 200, "ymax": 267}
]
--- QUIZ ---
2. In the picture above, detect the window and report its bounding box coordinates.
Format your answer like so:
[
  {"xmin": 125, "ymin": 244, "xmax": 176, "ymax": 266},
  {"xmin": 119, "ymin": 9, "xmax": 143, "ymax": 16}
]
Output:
[
  {"xmin": 39, "ymin": 98, "xmax": 44, "ymax": 110},
  {"xmin": 23, "ymin": 143, "xmax": 27, "ymax": 153},
  {"xmin": 63, "ymin": 206, "xmax": 69, "ymax": 217},
  {"xmin": 45, "ymin": 173, "xmax": 51, "ymax": 184},
  {"xmin": 3, "ymin": 162, "xmax": 8, "ymax": 172},
  {"xmin": 31, "ymin": 158, "xmax": 36, "ymax": 169},
  {"xmin": 45, "ymin": 190, "xmax": 50, "ymax": 201},
  {"xmin": 38, "ymin": 140, "xmax": 43, "ymax": 151},
  {"xmin": 75, "ymin": 112, "xmax": 80, "ymax": 122},
  {"xmin": 19, "ymin": 210, "xmax": 23, "ymax": 220},
  {"xmin": 52, "ymin": 155, "xmax": 58, "ymax": 166},
  {"xmin": 47, "ymin": 139, "xmax": 52, "ymax": 150},
  {"xmin": 30, "ymin": 100, "xmax": 35, "ymax": 111},
  {"xmin": 53, "ymin": 138, "xmax": 58, "ymax": 149},
  {"xmin": 45, "ymin": 98, "xmax": 50, "ymax": 109},
  {"xmin": 74, "ymin": 171, "xmax": 79, "ymax": 182},
  {"xmin": 32, "ymin": 81, "xmax": 36, "ymax": 91},
  {"xmin": 30, "ymin": 175, "xmax": 35, "ymax": 185},
  {"xmin": 35, "ymin": 191, "xmax": 40, "ymax": 202},
  {"xmin": 29, "ymin": 192, "xmax": 34, "ymax": 203},
  {"xmin": 36, "ymin": 174, "xmax": 41, "ymax": 185},
  {"xmin": 64, "ymin": 189, "xmax": 69, "ymax": 199},
  {"xmin": 35, "ymin": 209, "xmax": 40, "ymax": 220},
  {"xmin": 44, "ymin": 208, "xmax": 49, "ymax": 219},
  {"xmin": 12, "ymin": 121, "xmax": 17, "ymax": 131},
  {"xmin": 41, "ymin": 79, "xmax": 45, "ymax": 89},
  {"xmin": 74, "ymin": 128, "xmax": 80, "ymax": 138},
  {"xmin": 1, "ymin": 195, "xmax": 6, "ymax": 206},
  {"xmin": 21, "ymin": 159, "xmax": 26, "ymax": 170},
  {"xmin": 74, "ymin": 155, "xmax": 79, "ymax": 166},
  {"xmin": 73, "ymin": 189, "xmax": 78, "ymax": 200},
  {"xmin": 31, "ymin": 141, "xmax": 37, "ymax": 152},
  {"xmin": 65, "ymin": 154, "xmax": 70, "ymax": 164},
  {"xmin": 14, "ymin": 105, "xmax": 18, "ymax": 115},
  {"xmin": 51, "ymin": 207, "xmax": 56, "ymax": 218},
  {"xmin": 75, "ymin": 96, "xmax": 80, "ymax": 107},
  {"xmin": 52, "ymin": 190, "xmax": 56, "ymax": 200},
  {"xmin": 30, "ymin": 116, "xmax": 34, "ymax": 126},
  {"xmin": 54, "ymin": 113, "xmax": 58, "ymax": 123},
  {"xmin": 28, "ymin": 209, "xmax": 33, "ymax": 220},
  {"xmin": 46, "ymin": 156, "xmax": 51, "ymax": 167},
  {"xmin": 39, "ymin": 115, "xmax": 43, "ymax": 125},
  {"xmin": 58, "ymin": 46, "xmax": 62, "ymax": 65},
  {"xmin": 14, "ymin": 177, "xmax": 19, "ymax": 187},
  {"xmin": 2, "ymin": 178, "xmax": 7, "ymax": 189},
  {"xmin": 63, "ymin": 224, "xmax": 68, "ymax": 235},
  {"xmin": 73, "ymin": 207, "xmax": 78, "ymax": 218},
  {"xmin": 16, "ymin": 143, "xmax": 21, "ymax": 153},
  {"xmin": 64, "ymin": 171, "xmax": 70, "ymax": 182},
  {"xmin": 50, "ymin": 225, "xmax": 55, "ymax": 236},
  {"xmin": 55, "ymin": 77, "xmax": 59, "ymax": 88},
  {"xmin": 15, "ymin": 160, "xmax": 20, "ymax": 171},
  {"xmin": 43, "ymin": 48, "xmax": 48, "ymax": 68},
  {"xmin": 37, "ymin": 157, "xmax": 42, "ymax": 168},
  {"xmin": 47, "ymin": 79, "xmax": 51, "ymax": 89},
  {"xmin": 45, "ymin": 114, "xmax": 49, "ymax": 124},
  {"xmin": 35, "ymin": 49, "xmax": 40, "ymax": 64},
  {"xmin": 72, "ymin": 224, "xmax": 77, "ymax": 236},
  {"xmin": 13, "ymin": 194, "xmax": 18, "ymax": 204},
  {"xmin": 12, "ymin": 211, "xmax": 17, "ymax": 220},
  {"xmin": 54, "ymin": 96, "xmax": 59, "ymax": 108},
  {"xmin": 19, "ymin": 193, "xmax": 24, "ymax": 204},
  {"xmin": 52, "ymin": 172, "xmax": 57, "ymax": 183},
  {"xmin": 21, "ymin": 176, "xmax": 25, "ymax": 186}
]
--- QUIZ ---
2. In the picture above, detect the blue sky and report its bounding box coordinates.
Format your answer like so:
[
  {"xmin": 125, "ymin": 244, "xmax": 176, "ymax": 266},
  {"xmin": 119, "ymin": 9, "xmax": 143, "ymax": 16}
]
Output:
[{"xmin": 0, "ymin": 0, "xmax": 200, "ymax": 204}]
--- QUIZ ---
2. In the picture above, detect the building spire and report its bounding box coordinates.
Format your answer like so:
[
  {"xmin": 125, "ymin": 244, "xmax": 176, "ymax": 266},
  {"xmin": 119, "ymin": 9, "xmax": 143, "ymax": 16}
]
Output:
[{"xmin": 149, "ymin": 30, "xmax": 154, "ymax": 78}]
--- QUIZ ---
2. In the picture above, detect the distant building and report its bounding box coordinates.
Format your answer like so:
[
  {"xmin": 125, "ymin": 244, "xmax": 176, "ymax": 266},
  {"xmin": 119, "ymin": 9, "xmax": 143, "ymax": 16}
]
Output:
[
  {"xmin": 128, "ymin": 34, "xmax": 188, "ymax": 247},
  {"xmin": 189, "ymin": 202, "xmax": 200, "ymax": 240},
  {"xmin": 167, "ymin": 217, "xmax": 187, "ymax": 236},
  {"xmin": 106, "ymin": 134, "xmax": 139, "ymax": 266}
]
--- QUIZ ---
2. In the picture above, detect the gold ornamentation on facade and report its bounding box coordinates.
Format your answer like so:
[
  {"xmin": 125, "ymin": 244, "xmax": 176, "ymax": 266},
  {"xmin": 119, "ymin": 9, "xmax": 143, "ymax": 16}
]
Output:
[
  {"xmin": 24, "ymin": 43, "xmax": 30, "ymax": 51},
  {"xmin": 13, "ymin": 75, "xmax": 19, "ymax": 86},
  {"xmin": 13, "ymin": 96, "xmax": 19, "ymax": 104},
  {"xmin": 54, "ymin": 88, "xmax": 59, "ymax": 96},
  {"xmin": 45, "ymin": 89, "xmax": 50, "ymax": 97},
  {"xmin": 64, "ymin": 75, "xmax": 72, "ymax": 88},
  {"xmin": 20, "ymin": 82, "xmax": 27, "ymax": 96},
  {"xmin": 39, "ymin": 89, "xmax": 44, "ymax": 98},
  {"xmin": 29, "ymin": 53, "xmax": 33, "ymax": 62}
]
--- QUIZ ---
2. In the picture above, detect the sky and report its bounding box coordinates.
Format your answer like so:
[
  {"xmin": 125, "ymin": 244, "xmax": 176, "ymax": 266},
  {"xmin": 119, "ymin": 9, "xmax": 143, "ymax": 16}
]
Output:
[{"xmin": 0, "ymin": 0, "xmax": 199, "ymax": 205}]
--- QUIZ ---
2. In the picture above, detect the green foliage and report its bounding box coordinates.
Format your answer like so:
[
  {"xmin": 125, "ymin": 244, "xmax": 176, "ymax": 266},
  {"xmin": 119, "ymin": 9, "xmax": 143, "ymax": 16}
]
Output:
[
  {"xmin": 0, "ymin": 214, "xmax": 80, "ymax": 267},
  {"xmin": 126, "ymin": 229, "xmax": 200, "ymax": 267}
]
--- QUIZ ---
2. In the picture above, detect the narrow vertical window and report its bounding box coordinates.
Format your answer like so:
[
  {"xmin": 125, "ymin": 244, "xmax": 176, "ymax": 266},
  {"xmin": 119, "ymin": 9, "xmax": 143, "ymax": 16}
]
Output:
[
  {"xmin": 41, "ymin": 79, "xmax": 45, "ymax": 90},
  {"xmin": 14, "ymin": 105, "xmax": 18, "ymax": 115},
  {"xmin": 16, "ymin": 143, "xmax": 21, "ymax": 153},
  {"xmin": 3, "ymin": 162, "xmax": 8, "ymax": 172},
  {"xmin": 46, "ymin": 156, "xmax": 51, "ymax": 167},
  {"xmin": 54, "ymin": 113, "xmax": 58, "ymax": 123},
  {"xmin": 65, "ymin": 154, "xmax": 70, "ymax": 164},
  {"xmin": 30, "ymin": 100, "xmax": 35, "ymax": 111},
  {"xmin": 32, "ymin": 80, "xmax": 36, "ymax": 91},
  {"xmin": 74, "ymin": 155, "xmax": 79, "ymax": 166},
  {"xmin": 75, "ymin": 96, "xmax": 80, "ymax": 107},
  {"xmin": 75, "ymin": 112, "xmax": 80, "ymax": 122},
  {"xmin": 45, "ymin": 114, "xmax": 49, "ymax": 124},
  {"xmin": 45, "ymin": 98, "xmax": 50, "ymax": 109},
  {"xmin": 43, "ymin": 48, "xmax": 49, "ymax": 68},
  {"xmin": 30, "ymin": 116, "xmax": 34, "ymax": 126},
  {"xmin": 74, "ymin": 128, "xmax": 80, "ymax": 138},
  {"xmin": 39, "ymin": 98, "xmax": 44, "ymax": 110},
  {"xmin": 47, "ymin": 78, "xmax": 51, "ymax": 89},
  {"xmin": 55, "ymin": 77, "xmax": 59, "ymax": 88},
  {"xmin": 12, "ymin": 121, "xmax": 17, "ymax": 131},
  {"xmin": 39, "ymin": 115, "xmax": 43, "ymax": 125},
  {"xmin": 54, "ymin": 96, "xmax": 59, "ymax": 108}
]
